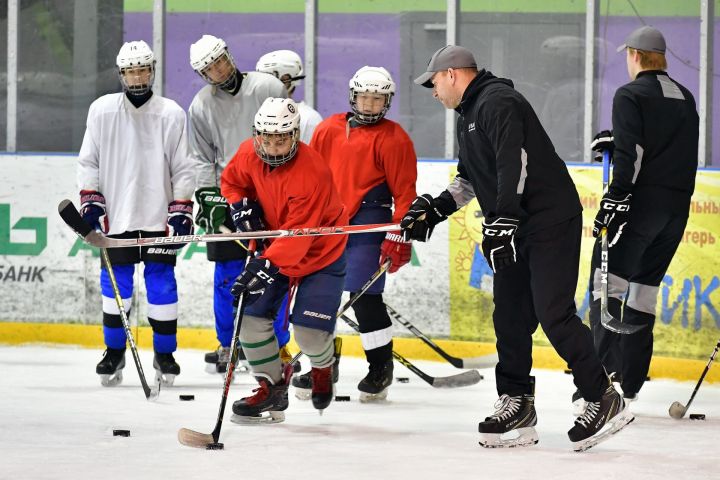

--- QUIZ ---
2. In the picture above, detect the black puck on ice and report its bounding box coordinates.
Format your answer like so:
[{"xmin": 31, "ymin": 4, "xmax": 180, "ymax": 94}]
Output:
[
  {"xmin": 689, "ymin": 414, "xmax": 706, "ymax": 420},
  {"xmin": 179, "ymin": 394, "xmax": 195, "ymax": 401},
  {"xmin": 396, "ymin": 377, "xmax": 409, "ymax": 383},
  {"xmin": 206, "ymin": 442, "xmax": 224, "ymax": 450},
  {"xmin": 335, "ymin": 395, "xmax": 351, "ymax": 402},
  {"xmin": 113, "ymin": 429, "xmax": 130, "ymax": 437}
]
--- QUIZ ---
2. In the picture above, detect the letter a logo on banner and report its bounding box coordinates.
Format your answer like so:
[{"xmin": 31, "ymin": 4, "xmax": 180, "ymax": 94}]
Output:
[{"xmin": 0, "ymin": 204, "xmax": 47, "ymax": 256}]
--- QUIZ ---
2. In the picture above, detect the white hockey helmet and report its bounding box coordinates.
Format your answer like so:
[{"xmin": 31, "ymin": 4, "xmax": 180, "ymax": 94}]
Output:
[
  {"xmin": 253, "ymin": 98, "xmax": 301, "ymax": 167},
  {"xmin": 256, "ymin": 50, "xmax": 305, "ymax": 92},
  {"xmin": 189, "ymin": 34, "xmax": 238, "ymax": 90},
  {"xmin": 348, "ymin": 66, "xmax": 396, "ymax": 124},
  {"xmin": 116, "ymin": 40, "xmax": 155, "ymax": 95}
]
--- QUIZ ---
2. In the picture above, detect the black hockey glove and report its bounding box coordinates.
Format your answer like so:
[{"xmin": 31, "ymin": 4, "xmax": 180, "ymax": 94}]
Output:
[
  {"xmin": 593, "ymin": 192, "xmax": 631, "ymax": 247},
  {"xmin": 400, "ymin": 193, "xmax": 455, "ymax": 242},
  {"xmin": 79, "ymin": 190, "xmax": 108, "ymax": 233},
  {"xmin": 230, "ymin": 198, "xmax": 266, "ymax": 232},
  {"xmin": 194, "ymin": 186, "xmax": 227, "ymax": 234},
  {"xmin": 591, "ymin": 130, "xmax": 614, "ymax": 162},
  {"xmin": 481, "ymin": 216, "xmax": 519, "ymax": 273},
  {"xmin": 230, "ymin": 257, "xmax": 279, "ymax": 304}
]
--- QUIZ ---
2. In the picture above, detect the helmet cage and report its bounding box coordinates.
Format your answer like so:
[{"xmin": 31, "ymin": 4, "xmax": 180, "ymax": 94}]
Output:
[
  {"xmin": 118, "ymin": 63, "xmax": 156, "ymax": 96},
  {"xmin": 253, "ymin": 129, "xmax": 300, "ymax": 167},
  {"xmin": 196, "ymin": 49, "xmax": 238, "ymax": 91},
  {"xmin": 349, "ymin": 90, "xmax": 393, "ymax": 124}
]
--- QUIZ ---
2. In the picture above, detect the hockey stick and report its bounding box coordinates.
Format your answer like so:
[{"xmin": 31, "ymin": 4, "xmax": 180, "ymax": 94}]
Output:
[
  {"xmin": 386, "ymin": 304, "xmax": 498, "ymax": 369},
  {"xmin": 58, "ymin": 199, "xmax": 398, "ymax": 249},
  {"xmin": 669, "ymin": 337, "xmax": 720, "ymax": 419},
  {"xmin": 598, "ymin": 150, "xmax": 644, "ymax": 335},
  {"xmin": 338, "ymin": 313, "xmax": 482, "ymax": 388},
  {"xmin": 178, "ymin": 243, "xmax": 256, "ymax": 450},
  {"xmin": 100, "ymin": 247, "xmax": 160, "ymax": 401}
]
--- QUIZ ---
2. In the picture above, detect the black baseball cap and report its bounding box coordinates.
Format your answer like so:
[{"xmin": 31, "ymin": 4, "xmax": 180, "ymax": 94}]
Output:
[{"xmin": 414, "ymin": 45, "xmax": 478, "ymax": 88}]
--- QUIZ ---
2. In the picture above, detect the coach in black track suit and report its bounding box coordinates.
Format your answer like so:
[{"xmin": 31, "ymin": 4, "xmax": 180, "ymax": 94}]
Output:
[{"xmin": 588, "ymin": 26, "xmax": 699, "ymax": 401}]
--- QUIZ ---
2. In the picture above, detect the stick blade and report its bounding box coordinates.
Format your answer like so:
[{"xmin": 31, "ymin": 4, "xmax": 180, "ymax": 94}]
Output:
[
  {"xmin": 58, "ymin": 199, "xmax": 93, "ymax": 237},
  {"xmin": 178, "ymin": 428, "xmax": 215, "ymax": 448},
  {"xmin": 431, "ymin": 369, "xmax": 483, "ymax": 388},
  {"xmin": 601, "ymin": 310, "xmax": 645, "ymax": 334},
  {"xmin": 459, "ymin": 353, "xmax": 499, "ymax": 369},
  {"xmin": 668, "ymin": 401, "xmax": 687, "ymax": 419}
]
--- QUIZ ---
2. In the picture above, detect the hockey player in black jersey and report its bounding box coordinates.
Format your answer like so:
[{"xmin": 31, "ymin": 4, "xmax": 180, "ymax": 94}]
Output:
[
  {"xmin": 406, "ymin": 45, "xmax": 633, "ymax": 451},
  {"xmin": 585, "ymin": 26, "xmax": 699, "ymax": 404}
]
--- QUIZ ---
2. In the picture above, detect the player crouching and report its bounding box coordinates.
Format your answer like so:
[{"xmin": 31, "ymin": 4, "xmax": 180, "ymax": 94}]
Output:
[{"xmin": 221, "ymin": 98, "xmax": 348, "ymax": 423}]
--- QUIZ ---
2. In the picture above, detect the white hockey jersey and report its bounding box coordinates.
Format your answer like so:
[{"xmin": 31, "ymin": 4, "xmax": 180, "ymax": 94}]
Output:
[
  {"xmin": 77, "ymin": 93, "xmax": 195, "ymax": 235},
  {"xmin": 297, "ymin": 101, "xmax": 323, "ymax": 144},
  {"xmin": 188, "ymin": 72, "xmax": 286, "ymax": 188}
]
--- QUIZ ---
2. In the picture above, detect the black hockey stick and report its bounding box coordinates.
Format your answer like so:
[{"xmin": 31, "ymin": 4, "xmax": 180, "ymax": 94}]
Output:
[
  {"xmin": 58, "ymin": 199, "xmax": 398, "ymax": 249},
  {"xmin": 669, "ymin": 337, "xmax": 720, "ymax": 419},
  {"xmin": 100, "ymin": 247, "xmax": 160, "ymax": 400},
  {"xmin": 338, "ymin": 313, "xmax": 482, "ymax": 388},
  {"xmin": 178, "ymin": 244, "xmax": 256, "ymax": 450},
  {"xmin": 598, "ymin": 150, "xmax": 644, "ymax": 334},
  {"xmin": 385, "ymin": 304, "xmax": 498, "ymax": 369}
]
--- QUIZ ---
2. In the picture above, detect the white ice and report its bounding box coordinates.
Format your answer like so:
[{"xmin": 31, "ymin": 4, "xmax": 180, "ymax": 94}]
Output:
[{"xmin": 1, "ymin": 345, "xmax": 718, "ymax": 480}]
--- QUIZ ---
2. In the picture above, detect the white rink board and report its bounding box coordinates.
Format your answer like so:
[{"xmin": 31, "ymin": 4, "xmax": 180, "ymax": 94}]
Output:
[{"xmin": 0, "ymin": 154, "xmax": 451, "ymax": 335}]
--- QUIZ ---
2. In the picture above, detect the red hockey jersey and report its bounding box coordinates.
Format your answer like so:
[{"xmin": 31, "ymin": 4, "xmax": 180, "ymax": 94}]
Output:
[
  {"xmin": 221, "ymin": 140, "xmax": 348, "ymax": 278},
  {"xmin": 310, "ymin": 113, "xmax": 417, "ymax": 223}
]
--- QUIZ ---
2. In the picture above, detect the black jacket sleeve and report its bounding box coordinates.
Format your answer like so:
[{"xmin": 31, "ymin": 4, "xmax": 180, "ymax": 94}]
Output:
[{"xmin": 609, "ymin": 87, "xmax": 644, "ymax": 195}]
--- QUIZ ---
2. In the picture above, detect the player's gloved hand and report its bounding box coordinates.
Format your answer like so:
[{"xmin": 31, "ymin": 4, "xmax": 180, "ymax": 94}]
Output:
[
  {"xmin": 194, "ymin": 187, "xmax": 227, "ymax": 234},
  {"xmin": 591, "ymin": 130, "xmax": 614, "ymax": 162},
  {"xmin": 230, "ymin": 198, "xmax": 266, "ymax": 232},
  {"xmin": 593, "ymin": 192, "xmax": 631, "ymax": 247},
  {"xmin": 79, "ymin": 190, "xmax": 109, "ymax": 233},
  {"xmin": 400, "ymin": 194, "xmax": 448, "ymax": 242},
  {"xmin": 481, "ymin": 216, "xmax": 520, "ymax": 273},
  {"xmin": 379, "ymin": 231, "xmax": 412, "ymax": 273},
  {"xmin": 230, "ymin": 257, "xmax": 279, "ymax": 304},
  {"xmin": 167, "ymin": 200, "xmax": 194, "ymax": 236}
]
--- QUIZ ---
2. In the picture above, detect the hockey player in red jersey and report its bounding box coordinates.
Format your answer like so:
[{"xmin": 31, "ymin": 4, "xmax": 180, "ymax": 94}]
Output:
[
  {"xmin": 221, "ymin": 97, "xmax": 348, "ymax": 422},
  {"xmin": 302, "ymin": 66, "xmax": 418, "ymax": 402}
]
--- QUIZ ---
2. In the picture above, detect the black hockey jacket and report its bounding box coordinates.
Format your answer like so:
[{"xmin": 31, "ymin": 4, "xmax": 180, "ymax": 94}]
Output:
[
  {"xmin": 442, "ymin": 70, "xmax": 582, "ymax": 237},
  {"xmin": 609, "ymin": 70, "xmax": 698, "ymax": 199}
]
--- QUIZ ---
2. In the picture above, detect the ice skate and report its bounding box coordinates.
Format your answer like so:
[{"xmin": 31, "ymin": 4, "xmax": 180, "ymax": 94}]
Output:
[
  {"xmin": 568, "ymin": 384, "xmax": 634, "ymax": 452},
  {"xmin": 478, "ymin": 394, "xmax": 538, "ymax": 448},
  {"xmin": 292, "ymin": 337, "xmax": 342, "ymax": 400},
  {"xmin": 571, "ymin": 389, "xmax": 586, "ymax": 416},
  {"xmin": 231, "ymin": 373, "xmax": 290, "ymax": 425},
  {"xmin": 311, "ymin": 364, "xmax": 334, "ymax": 413},
  {"xmin": 205, "ymin": 344, "xmax": 248, "ymax": 375},
  {"xmin": 153, "ymin": 352, "xmax": 180, "ymax": 387},
  {"xmin": 96, "ymin": 348, "xmax": 126, "ymax": 387},
  {"xmin": 358, "ymin": 359, "xmax": 393, "ymax": 403}
]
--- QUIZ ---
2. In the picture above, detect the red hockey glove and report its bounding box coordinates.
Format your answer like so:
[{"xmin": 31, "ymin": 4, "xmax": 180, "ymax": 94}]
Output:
[{"xmin": 380, "ymin": 232, "xmax": 412, "ymax": 273}]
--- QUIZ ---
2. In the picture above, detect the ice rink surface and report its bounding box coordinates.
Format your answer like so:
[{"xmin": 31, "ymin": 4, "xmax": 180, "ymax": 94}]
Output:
[{"xmin": 1, "ymin": 345, "xmax": 718, "ymax": 480}]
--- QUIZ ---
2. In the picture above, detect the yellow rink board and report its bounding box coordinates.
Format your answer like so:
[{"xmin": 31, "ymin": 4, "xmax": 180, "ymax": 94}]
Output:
[{"xmin": 0, "ymin": 322, "xmax": 716, "ymax": 384}]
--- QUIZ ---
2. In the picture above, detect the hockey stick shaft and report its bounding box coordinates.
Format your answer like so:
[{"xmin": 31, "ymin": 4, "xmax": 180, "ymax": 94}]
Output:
[
  {"xmin": 672, "ymin": 338, "xmax": 720, "ymax": 416},
  {"xmin": 59, "ymin": 199, "xmax": 398, "ymax": 248},
  {"xmin": 101, "ymin": 248, "xmax": 159, "ymax": 400}
]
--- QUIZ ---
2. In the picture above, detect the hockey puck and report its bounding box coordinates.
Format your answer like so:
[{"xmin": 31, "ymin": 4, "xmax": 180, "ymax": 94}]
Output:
[
  {"xmin": 335, "ymin": 395, "xmax": 351, "ymax": 402},
  {"xmin": 206, "ymin": 442, "xmax": 224, "ymax": 450},
  {"xmin": 112, "ymin": 429, "xmax": 130, "ymax": 437},
  {"xmin": 396, "ymin": 377, "xmax": 409, "ymax": 383},
  {"xmin": 179, "ymin": 394, "xmax": 195, "ymax": 401},
  {"xmin": 689, "ymin": 414, "xmax": 706, "ymax": 420}
]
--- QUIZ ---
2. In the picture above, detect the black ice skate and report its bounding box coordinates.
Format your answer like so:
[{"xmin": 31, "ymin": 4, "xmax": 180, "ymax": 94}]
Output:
[
  {"xmin": 292, "ymin": 337, "xmax": 342, "ymax": 400},
  {"xmin": 96, "ymin": 348, "xmax": 126, "ymax": 387},
  {"xmin": 153, "ymin": 352, "xmax": 180, "ymax": 387},
  {"xmin": 478, "ymin": 394, "xmax": 538, "ymax": 448},
  {"xmin": 205, "ymin": 344, "xmax": 248, "ymax": 375},
  {"xmin": 571, "ymin": 389, "xmax": 585, "ymax": 416},
  {"xmin": 568, "ymin": 383, "xmax": 634, "ymax": 452},
  {"xmin": 311, "ymin": 365, "xmax": 334, "ymax": 413},
  {"xmin": 231, "ymin": 370, "xmax": 291, "ymax": 425},
  {"xmin": 358, "ymin": 359, "xmax": 393, "ymax": 403}
]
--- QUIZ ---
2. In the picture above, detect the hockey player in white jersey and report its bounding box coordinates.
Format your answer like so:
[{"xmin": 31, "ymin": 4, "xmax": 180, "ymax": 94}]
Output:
[
  {"xmin": 255, "ymin": 49, "xmax": 323, "ymax": 143},
  {"xmin": 77, "ymin": 40, "xmax": 195, "ymax": 387},
  {"xmin": 187, "ymin": 35, "xmax": 294, "ymax": 374}
]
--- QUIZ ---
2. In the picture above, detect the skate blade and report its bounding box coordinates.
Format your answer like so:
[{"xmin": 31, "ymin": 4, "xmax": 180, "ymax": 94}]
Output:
[
  {"xmin": 293, "ymin": 387, "xmax": 311, "ymax": 401},
  {"xmin": 99, "ymin": 371, "xmax": 123, "ymax": 387},
  {"xmin": 230, "ymin": 411, "xmax": 285, "ymax": 425},
  {"xmin": 572, "ymin": 408, "xmax": 635, "ymax": 452},
  {"xmin": 359, "ymin": 388, "xmax": 389, "ymax": 403},
  {"xmin": 155, "ymin": 371, "xmax": 176, "ymax": 388},
  {"xmin": 479, "ymin": 427, "xmax": 539, "ymax": 448}
]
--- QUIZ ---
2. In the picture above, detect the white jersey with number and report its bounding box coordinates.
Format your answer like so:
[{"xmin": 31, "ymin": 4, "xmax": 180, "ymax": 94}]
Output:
[
  {"xmin": 297, "ymin": 101, "xmax": 323, "ymax": 144},
  {"xmin": 188, "ymin": 72, "xmax": 286, "ymax": 189},
  {"xmin": 77, "ymin": 93, "xmax": 195, "ymax": 235}
]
